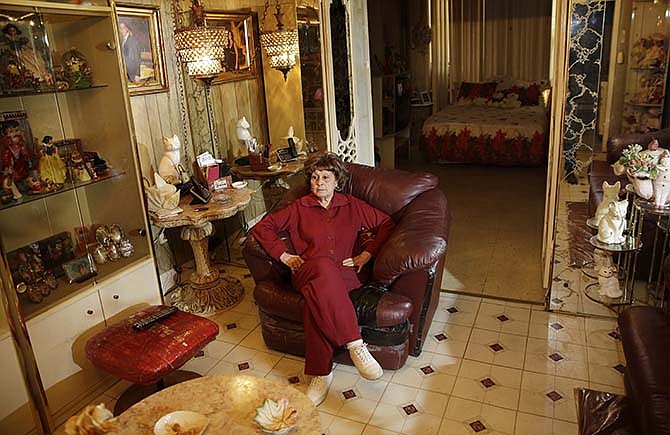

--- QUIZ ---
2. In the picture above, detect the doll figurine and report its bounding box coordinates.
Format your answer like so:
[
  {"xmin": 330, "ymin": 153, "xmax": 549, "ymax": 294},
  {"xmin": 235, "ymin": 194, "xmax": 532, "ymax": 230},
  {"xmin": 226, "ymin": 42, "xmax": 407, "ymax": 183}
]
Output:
[
  {"xmin": 1, "ymin": 169, "xmax": 22, "ymax": 202},
  {"xmin": 70, "ymin": 150, "xmax": 90, "ymax": 182},
  {"xmin": 39, "ymin": 136, "xmax": 66, "ymax": 185},
  {"xmin": 0, "ymin": 119, "xmax": 32, "ymax": 192}
]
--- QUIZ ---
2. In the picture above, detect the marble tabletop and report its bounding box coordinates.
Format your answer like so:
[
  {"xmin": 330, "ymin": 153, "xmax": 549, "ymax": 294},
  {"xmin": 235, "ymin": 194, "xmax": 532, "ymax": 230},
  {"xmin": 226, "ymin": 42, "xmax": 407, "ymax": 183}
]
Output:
[
  {"xmin": 150, "ymin": 188, "xmax": 253, "ymax": 229},
  {"xmin": 113, "ymin": 375, "xmax": 321, "ymax": 434}
]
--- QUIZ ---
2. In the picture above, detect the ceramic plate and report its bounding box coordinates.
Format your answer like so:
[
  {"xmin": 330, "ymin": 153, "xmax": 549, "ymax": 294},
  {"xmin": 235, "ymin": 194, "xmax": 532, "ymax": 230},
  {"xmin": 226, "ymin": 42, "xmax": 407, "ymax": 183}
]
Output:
[
  {"xmin": 154, "ymin": 411, "xmax": 208, "ymax": 435},
  {"xmin": 232, "ymin": 181, "xmax": 247, "ymax": 189}
]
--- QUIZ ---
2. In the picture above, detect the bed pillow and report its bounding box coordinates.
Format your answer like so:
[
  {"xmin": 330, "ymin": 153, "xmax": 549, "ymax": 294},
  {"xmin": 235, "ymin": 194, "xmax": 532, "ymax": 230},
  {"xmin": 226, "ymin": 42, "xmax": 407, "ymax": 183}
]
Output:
[
  {"xmin": 456, "ymin": 81, "xmax": 498, "ymax": 105},
  {"xmin": 493, "ymin": 80, "xmax": 548, "ymax": 107}
]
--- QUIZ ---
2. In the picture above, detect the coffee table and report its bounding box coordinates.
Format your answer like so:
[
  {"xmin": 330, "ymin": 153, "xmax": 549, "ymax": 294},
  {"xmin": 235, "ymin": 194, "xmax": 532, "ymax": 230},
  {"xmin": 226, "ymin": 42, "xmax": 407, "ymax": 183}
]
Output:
[{"xmin": 114, "ymin": 374, "xmax": 321, "ymax": 434}]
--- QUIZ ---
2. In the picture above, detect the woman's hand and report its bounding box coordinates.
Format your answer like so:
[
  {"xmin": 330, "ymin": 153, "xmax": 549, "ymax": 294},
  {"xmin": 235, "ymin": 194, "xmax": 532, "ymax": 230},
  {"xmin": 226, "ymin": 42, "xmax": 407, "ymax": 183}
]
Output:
[
  {"xmin": 342, "ymin": 251, "xmax": 372, "ymax": 273},
  {"xmin": 280, "ymin": 252, "xmax": 304, "ymax": 272}
]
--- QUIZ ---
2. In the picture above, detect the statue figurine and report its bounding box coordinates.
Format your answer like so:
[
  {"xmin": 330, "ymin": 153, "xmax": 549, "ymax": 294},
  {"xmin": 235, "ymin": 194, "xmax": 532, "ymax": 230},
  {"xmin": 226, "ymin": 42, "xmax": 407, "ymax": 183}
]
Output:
[
  {"xmin": 158, "ymin": 134, "xmax": 188, "ymax": 184},
  {"xmin": 597, "ymin": 199, "xmax": 628, "ymax": 244},
  {"xmin": 38, "ymin": 135, "xmax": 66, "ymax": 185},
  {"xmin": 654, "ymin": 151, "xmax": 670, "ymax": 208},
  {"xmin": 1, "ymin": 169, "xmax": 22, "ymax": 202},
  {"xmin": 70, "ymin": 150, "xmax": 90, "ymax": 182},
  {"xmin": 597, "ymin": 266, "xmax": 623, "ymax": 299},
  {"xmin": 0, "ymin": 119, "xmax": 32, "ymax": 192},
  {"xmin": 593, "ymin": 181, "xmax": 620, "ymax": 226}
]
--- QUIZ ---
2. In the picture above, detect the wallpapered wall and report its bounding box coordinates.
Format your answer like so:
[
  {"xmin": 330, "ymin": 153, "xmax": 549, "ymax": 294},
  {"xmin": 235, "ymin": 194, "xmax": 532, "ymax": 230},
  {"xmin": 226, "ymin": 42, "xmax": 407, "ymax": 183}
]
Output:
[{"xmin": 122, "ymin": 0, "xmax": 282, "ymax": 289}]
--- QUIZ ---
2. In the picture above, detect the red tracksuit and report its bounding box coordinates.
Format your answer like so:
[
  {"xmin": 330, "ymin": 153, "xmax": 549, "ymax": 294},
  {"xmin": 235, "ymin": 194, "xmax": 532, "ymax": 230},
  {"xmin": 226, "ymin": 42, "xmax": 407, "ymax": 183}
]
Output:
[{"xmin": 253, "ymin": 192, "xmax": 395, "ymax": 375}]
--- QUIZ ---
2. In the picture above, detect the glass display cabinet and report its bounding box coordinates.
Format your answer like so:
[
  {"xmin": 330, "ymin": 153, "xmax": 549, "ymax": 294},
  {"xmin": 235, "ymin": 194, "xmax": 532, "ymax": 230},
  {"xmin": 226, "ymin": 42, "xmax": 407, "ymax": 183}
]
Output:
[
  {"xmin": 0, "ymin": 1, "xmax": 161, "ymax": 433},
  {"xmin": 621, "ymin": 0, "xmax": 670, "ymax": 134}
]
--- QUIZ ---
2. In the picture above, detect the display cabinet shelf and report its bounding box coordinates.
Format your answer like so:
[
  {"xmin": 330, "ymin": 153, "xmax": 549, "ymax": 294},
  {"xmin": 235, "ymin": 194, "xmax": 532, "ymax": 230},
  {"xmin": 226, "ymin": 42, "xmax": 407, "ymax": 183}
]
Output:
[
  {"xmin": 20, "ymin": 233, "xmax": 151, "ymax": 320},
  {"xmin": 0, "ymin": 169, "xmax": 125, "ymax": 212},
  {"xmin": 0, "ymin": 83, "xmax": 108, "ymax": 99}
]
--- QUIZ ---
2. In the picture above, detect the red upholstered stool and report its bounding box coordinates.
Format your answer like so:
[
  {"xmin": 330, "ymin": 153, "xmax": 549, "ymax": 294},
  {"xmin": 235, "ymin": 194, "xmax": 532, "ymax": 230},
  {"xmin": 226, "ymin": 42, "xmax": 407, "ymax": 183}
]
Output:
[{"xmin": 85, "ymin": 305, "xmax": 219, "ymax": 414}]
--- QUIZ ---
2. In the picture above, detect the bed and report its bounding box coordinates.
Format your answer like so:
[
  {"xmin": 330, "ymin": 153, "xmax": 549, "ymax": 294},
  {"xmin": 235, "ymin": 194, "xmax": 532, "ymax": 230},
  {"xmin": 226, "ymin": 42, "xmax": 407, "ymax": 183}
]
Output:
[{"xmin": 420, "ymin": 80, "xmax": 550, "ymax": 166}]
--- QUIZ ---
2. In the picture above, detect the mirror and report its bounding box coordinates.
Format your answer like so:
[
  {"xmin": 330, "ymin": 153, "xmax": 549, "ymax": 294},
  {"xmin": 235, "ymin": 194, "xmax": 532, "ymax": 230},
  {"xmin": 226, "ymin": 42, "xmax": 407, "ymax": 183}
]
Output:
[
  {"xmin": 297, "ymin": 3, "xmax": 327, "ymax": 150},
  {"xmin": 549, "ymin": 0, "xmax": 670, "ymax": 317},
  {"xmin": 329, "ymin": 0, "xmax": 352, "ymax": 140}
]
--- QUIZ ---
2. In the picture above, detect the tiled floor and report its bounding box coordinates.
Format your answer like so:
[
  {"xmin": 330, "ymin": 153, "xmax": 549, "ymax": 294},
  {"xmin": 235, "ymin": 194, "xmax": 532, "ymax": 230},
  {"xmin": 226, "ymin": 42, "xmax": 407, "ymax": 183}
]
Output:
[
  {"xmin": 397, "ymin": 161, "xmax": 547, "ymax": 304},
  {"xmin": 57, "ymin": 272, "xmax": 627, "ymax": 435}
]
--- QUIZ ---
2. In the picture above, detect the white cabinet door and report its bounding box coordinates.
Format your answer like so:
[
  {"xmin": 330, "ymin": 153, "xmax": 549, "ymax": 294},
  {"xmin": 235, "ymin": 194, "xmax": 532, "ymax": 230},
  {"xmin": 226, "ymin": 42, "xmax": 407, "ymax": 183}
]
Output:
[
  {"xmin": 98, "ymin": 260, "xmax": 162, "ymax": 321},
  {"xmin": 26, "ymin": 290, "xmax": 105, "ymax": 390},
  {"xmin": 0, "ymin": 335, "xmax": 37, "ymax": 434}
]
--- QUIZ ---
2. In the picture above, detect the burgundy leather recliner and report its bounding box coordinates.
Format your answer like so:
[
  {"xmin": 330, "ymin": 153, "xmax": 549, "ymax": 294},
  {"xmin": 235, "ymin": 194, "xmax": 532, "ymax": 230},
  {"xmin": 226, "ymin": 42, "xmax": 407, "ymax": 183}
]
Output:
[{"xmin": 242, "ymin": 163, "xmax": 450, "ymax": 370}]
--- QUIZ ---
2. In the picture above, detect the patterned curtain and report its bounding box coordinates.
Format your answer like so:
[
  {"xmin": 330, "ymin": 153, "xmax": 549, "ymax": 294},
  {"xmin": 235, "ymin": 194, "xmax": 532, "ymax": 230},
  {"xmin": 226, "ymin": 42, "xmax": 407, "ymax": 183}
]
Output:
[{"xmin": 435, "ymin": 0, "xmax": 551, "ymax": 109}]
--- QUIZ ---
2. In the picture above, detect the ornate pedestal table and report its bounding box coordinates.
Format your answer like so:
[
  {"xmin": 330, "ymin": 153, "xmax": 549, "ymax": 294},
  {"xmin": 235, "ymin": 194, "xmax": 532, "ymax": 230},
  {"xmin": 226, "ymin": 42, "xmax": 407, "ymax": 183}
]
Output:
[
  {"xmin": 150, "ymin": 188, "xmax": 253, "ymax": 315},
  {"xmin": 114, "ymin": 375, "xmax": 321, "ymax": 434}
]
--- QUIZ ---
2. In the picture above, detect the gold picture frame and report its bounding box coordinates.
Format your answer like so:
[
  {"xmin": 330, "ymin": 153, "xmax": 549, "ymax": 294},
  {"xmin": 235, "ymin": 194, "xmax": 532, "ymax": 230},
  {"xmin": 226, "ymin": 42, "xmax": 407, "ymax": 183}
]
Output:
[
  {"xmin": 116, "ymin": 5, "xmax": 168, "ymax": 96},
  {"xmin": 205, "ymin": 11, "xmax": 259, "ymax": 84}
]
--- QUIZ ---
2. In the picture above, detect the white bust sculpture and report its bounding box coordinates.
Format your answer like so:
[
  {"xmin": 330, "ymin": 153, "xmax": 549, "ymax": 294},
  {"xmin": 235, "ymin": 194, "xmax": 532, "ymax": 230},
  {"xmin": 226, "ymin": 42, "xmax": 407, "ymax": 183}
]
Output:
[{"xmin": 158, "ymin": 135, "xmax": 187, "ymax": 184}]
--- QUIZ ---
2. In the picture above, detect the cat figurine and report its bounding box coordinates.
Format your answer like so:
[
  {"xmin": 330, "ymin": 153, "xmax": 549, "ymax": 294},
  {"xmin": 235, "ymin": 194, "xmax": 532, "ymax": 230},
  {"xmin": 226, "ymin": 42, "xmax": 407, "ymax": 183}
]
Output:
[
  {"xmin": 654, "ymin": 153, "xmax": 670, "ymax": 208},
  {"xmin": 597, "ymin": 199, "xmax": 628, "ymax": 244},
  {"xmin": 597, "ymin": 265, "xmax": 622, "ymax": 298},
  {"xmin": 593, "ymin": 181, "xmax": 620, "ymax": 226}
]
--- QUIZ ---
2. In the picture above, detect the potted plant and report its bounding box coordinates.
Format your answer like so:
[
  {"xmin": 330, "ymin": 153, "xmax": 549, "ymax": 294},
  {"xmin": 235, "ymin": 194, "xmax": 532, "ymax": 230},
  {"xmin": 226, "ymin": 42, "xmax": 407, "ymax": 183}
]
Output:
[{"xmin": 612, "ymin": 142, "xmax": 661, "ymax": 199}]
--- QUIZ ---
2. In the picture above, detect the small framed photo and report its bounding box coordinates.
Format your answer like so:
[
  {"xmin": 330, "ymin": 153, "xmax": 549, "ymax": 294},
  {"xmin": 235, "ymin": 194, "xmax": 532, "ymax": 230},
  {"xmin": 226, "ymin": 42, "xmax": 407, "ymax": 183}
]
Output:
[
  {"xmin": 420, "ymin": 91, "xmax": 432, "ymax": 104},
  {"xmin": 62, "ymin": 255, "xmax": 97, "ymax": 284},
  {"xmin": 117, "ymin": 5, "xmax": 168, "ymax": 96},
  {"xmin": 205, "ymin": 11, "xmax": 259, "ymax": 84}
]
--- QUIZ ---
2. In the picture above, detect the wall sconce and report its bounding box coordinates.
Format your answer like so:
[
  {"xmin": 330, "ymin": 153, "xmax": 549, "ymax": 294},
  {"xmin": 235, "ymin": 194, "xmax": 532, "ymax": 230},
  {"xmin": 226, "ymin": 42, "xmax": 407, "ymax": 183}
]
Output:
[{"xmin": 260, "ymin": 0, "xmax": 299, "ymax": 80}]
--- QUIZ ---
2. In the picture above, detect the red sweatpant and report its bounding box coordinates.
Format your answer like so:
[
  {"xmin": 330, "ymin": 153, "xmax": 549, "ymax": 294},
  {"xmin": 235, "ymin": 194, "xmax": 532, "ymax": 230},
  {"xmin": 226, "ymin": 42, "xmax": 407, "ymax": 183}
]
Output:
[{"xmin": 292, "ymin": 257, "xmax": 361, "ymax": 375}]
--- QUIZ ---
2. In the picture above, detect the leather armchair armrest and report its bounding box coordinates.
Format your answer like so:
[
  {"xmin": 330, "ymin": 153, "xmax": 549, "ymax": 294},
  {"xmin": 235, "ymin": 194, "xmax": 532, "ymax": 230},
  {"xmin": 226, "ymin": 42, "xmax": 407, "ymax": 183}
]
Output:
[
  {"xmin": 374, "ymin": 189, "xmax": 449, "ymax": 285},
  {"xmin": 242, "ymin": 233, "xmax": 290, "ymax": 285}
]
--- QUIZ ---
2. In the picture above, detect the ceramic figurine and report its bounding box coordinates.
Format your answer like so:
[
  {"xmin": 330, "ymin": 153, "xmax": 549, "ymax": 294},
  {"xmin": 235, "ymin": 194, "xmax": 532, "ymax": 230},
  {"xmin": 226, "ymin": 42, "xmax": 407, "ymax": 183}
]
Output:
[
  {"xmin": 0, "ymin": 119, "xmax": 32, "ymax": 192},
  {"xmin": 654, "ymin": 151, "xmax": 670, "ymax": 208},
  {"xmin": 1, "ymin": 169, "xmax": 21, "ymax": 202},
  {"xmin": 593, "ymin": 181, "xmax": 620, "ymax": 226},
  {"xmin": 70, "ymin": 150, "xmax": 90, "ymax": 182},
  {"xmin": 0, "ymin": 23, "xmax": 52, "ymax": 90},
  {"xmin": 597, "ymin": 266, "xmax": 623, "ymax": 298},
  {"xmin": 236, "ymin": 116, "xmax": 252, "ymax": 142},
  {"xmin": 61, "ymin": 48, "xmax": 93, "ymax": 89},
  {"xmin": 597, "ymin": 199, "xmax": 628, "ymax": 244},
  {"xmin": 158, "ymin": 135, "xmax": 187, "ymax": 184},
  {"xmin": 39, "ymin": 135, "xmax": 66, "ymax": 185},
  {"xmin": 27, "ymin": 176, "xmax": 42, "ymax": 195}
]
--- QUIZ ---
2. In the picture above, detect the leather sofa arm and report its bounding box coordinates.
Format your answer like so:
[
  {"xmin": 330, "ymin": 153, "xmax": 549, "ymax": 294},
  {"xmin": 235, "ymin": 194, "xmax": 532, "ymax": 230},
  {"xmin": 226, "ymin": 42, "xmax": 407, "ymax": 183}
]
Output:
[
  {"xmin": 607, "ymin": 128, "xmax": 670, "ymax": 164},
  {"xmin": 374, "ymin": 189, "xmax": 449, "ymax": 285}
]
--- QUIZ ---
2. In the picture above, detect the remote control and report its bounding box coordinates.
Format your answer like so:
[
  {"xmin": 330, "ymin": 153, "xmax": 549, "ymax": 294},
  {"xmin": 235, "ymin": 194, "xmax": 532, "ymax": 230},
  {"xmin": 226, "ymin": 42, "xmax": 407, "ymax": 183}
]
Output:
[{"xmin": 132, "ymin": 306, "xmax": 178, "ymax": 331}]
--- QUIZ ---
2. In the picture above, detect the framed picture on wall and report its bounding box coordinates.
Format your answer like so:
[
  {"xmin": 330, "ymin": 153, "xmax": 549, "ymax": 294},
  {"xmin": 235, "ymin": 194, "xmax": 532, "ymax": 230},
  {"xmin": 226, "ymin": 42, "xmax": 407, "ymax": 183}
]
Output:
[
  {"xmin": 205, "ymin": 11, "xmax": 259, "ymax": 84},
  {"xmin": 117, "ymin": 5, "xmax": 168, "ymax": 96}
]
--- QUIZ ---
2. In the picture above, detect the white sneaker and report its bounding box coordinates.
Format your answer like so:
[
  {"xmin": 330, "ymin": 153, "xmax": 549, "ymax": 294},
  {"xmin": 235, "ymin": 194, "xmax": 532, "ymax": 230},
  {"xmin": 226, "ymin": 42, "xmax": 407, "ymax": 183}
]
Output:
[
  {"xmin": 349, "ymin": 342, "xmax": 383, "ymax": 380},
  {"xmin": 306, "ymin": 372, "xmax": 333, "ymax": 406}
]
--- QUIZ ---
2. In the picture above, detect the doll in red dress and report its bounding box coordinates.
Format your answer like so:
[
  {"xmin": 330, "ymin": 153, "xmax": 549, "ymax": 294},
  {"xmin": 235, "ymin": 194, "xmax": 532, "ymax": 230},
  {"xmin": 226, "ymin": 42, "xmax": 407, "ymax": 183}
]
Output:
[{"xmin": 0, "ymin": 119, "xmax": 32, "ymax": 192}]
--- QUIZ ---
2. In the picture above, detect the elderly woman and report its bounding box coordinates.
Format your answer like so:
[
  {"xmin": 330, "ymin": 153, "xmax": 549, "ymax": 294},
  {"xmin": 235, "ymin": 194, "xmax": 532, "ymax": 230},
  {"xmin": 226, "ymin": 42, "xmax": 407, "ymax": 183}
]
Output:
[{"xmin": 252, "ymin": 153, "xmax": 395, "ymax": 405}]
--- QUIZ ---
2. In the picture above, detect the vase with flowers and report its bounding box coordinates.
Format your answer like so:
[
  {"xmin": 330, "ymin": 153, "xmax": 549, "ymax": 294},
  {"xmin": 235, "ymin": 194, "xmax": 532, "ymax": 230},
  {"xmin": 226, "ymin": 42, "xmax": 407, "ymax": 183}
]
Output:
[{"xmin": 612, "ymin": 141, "xmax": 661, "ymax": 199}]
